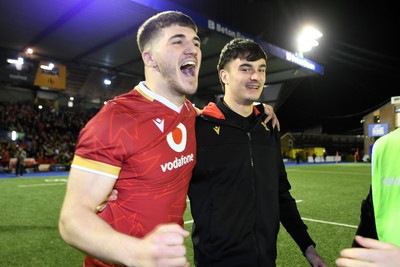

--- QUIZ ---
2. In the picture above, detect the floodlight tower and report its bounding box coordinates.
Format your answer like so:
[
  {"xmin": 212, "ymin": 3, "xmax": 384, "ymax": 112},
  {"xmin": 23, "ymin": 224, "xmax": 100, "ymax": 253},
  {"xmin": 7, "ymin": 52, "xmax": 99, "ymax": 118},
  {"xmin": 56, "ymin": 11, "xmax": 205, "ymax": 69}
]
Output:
[{"xmin": 296, "ymin": 26, "xmax": 323, "ymax": 57}]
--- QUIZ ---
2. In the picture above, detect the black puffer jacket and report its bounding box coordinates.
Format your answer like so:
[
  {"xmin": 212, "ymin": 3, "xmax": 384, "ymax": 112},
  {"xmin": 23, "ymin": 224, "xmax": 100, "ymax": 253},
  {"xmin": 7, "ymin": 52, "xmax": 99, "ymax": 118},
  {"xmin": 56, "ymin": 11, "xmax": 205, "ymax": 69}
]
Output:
[{"xmin": 188, "ymin": 101, "xmax": 315, "ymax": 267}]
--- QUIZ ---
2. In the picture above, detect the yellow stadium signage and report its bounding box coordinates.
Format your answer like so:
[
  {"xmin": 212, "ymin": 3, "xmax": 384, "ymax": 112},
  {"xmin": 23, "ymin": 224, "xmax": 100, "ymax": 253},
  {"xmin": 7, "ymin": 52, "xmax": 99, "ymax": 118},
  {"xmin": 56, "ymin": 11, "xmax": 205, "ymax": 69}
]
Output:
[{"xmin": 34, "ymin": 61, "xmax": 66, "ymax": 90}]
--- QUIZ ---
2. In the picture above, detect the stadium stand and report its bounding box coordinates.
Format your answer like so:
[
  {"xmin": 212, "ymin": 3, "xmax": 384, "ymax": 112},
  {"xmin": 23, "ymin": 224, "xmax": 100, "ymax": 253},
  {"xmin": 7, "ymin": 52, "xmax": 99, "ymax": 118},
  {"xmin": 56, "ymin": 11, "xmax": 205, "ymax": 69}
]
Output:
[{"xmin": 0, "ymin": 101, "xmax": 96, "ymax": 174}]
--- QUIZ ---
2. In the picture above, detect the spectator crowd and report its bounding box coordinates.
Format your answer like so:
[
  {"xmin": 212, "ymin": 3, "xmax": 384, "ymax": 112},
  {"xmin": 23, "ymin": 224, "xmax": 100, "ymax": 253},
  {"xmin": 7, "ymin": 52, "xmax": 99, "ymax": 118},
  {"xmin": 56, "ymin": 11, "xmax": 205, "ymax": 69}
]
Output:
[{"xmin": 0, "ymin": 101, "xmax": 97, "ymax": 172}]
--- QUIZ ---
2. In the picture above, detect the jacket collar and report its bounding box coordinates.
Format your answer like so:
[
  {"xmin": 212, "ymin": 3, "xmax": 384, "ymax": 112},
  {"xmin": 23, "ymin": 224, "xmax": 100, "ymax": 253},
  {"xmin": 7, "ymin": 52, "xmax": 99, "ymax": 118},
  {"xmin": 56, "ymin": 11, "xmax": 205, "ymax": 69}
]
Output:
[{"xmin": 201, "ymin": 101, "xmax": 262, "ymax": 120}]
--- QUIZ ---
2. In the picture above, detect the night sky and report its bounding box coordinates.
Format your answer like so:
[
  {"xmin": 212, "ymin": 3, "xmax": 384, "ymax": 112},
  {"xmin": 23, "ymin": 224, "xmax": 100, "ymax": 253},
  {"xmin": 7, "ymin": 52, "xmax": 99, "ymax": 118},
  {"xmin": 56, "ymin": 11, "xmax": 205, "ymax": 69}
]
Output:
[{"xmin": 171, "ymin": 0, "xmax": 400, "ymax": 135}]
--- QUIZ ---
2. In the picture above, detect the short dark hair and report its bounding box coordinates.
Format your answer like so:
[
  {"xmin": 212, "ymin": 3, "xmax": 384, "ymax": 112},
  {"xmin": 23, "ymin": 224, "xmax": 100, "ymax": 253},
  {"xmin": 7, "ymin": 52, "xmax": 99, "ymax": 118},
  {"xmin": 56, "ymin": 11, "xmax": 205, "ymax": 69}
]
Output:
[
  {"xmin": 217, "ymin": 38, "xmax": 267, "ymax": 72},
  {"xmin": 137, "ymin": 10, "xmax": 198, "ymax": 53},
  {"xmin": 217, "ymin": 38, "xmax": 267, "ymax": 90}
]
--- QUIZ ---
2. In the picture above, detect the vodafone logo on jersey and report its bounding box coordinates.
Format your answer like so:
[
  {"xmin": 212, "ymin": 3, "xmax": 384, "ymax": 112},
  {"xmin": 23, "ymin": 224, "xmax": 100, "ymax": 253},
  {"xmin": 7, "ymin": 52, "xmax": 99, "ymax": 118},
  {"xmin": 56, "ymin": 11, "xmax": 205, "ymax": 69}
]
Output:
[
  {"xmin": 160, "ymin": 123, "xmax": 194, "ymax": 173},
  {"xmin": 166, "ymin": 123, "xmax": 187, "ymax": 152}
]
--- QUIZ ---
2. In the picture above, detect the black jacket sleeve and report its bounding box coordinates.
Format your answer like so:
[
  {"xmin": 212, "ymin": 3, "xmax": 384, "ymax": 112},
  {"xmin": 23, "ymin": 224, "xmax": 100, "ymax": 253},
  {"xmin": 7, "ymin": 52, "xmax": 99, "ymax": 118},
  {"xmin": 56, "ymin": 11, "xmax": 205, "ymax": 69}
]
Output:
[
  {"xmin": 352, "ymin": 186, "xmax": 378, "ymax": 247},
  {"xmin": 279, "ymin": 189, "xmax": 316, "ymax": 254},
  {"xmin": 277, "ymin": 149, "xmax": 316, "ymax": 254}
]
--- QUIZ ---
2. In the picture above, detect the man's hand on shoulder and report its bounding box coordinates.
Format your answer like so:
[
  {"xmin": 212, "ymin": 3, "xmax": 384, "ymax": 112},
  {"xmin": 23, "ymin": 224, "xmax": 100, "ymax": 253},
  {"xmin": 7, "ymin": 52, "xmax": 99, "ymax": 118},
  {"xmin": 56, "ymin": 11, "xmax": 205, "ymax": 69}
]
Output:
[
  {"xmin": 194, "ymin": 106, "xmax": 202, "ymax": 116},
  {"xmin": 261, "ymin": 103, "xmax": 280, "ymax": 131}
]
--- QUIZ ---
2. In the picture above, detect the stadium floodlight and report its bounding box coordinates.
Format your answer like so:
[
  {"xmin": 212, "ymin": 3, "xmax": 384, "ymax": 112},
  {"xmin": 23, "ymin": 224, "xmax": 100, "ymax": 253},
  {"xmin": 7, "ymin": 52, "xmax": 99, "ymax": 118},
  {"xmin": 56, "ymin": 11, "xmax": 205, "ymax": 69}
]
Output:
[{"xmin": 296, "ymin": 25, "xmax": 323, "ymax": 57}]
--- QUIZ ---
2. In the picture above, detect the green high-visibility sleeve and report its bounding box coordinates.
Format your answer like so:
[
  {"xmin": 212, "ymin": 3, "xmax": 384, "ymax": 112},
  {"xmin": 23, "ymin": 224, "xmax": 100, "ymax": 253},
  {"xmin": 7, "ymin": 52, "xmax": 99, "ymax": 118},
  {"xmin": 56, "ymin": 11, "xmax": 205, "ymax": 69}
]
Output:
[{"xmin": 372, "ymin": 127, "xmax": 400, "ymax": 246}]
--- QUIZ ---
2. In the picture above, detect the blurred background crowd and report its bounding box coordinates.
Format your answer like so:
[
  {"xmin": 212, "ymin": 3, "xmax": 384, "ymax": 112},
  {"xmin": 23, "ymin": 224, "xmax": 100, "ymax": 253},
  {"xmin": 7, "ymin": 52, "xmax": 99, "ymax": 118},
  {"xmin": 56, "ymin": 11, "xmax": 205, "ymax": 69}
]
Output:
[{"xmin": 0, "ymin": 101, "xmax": 97, "ymax": 171}]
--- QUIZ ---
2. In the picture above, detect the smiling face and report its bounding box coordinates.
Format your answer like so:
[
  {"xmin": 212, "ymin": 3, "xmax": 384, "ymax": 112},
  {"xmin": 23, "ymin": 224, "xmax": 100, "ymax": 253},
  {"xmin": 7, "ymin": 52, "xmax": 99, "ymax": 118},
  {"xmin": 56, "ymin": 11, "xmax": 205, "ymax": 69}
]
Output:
[
  {"xmin": 144, "ymin": 25, "xmax": 202, "ymax": 99},
  {"xmin": 220, "ymin": 57, "xmax": 266, "ymax": 106}
]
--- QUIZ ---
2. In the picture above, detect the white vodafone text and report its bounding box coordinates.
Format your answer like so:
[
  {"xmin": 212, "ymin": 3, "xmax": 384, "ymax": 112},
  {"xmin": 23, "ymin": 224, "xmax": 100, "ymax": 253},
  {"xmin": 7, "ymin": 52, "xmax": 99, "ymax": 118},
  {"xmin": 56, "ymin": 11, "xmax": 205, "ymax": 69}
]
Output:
[{"xmin": 160, "ymin": 153, "xmax": 194, "ymax": 172}]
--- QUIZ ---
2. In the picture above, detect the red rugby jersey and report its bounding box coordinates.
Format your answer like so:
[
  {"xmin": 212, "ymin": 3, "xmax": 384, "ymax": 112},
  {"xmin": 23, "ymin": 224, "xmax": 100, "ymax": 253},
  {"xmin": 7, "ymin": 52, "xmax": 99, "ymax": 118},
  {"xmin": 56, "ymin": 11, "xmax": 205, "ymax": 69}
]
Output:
[{"xmin": 71, "ymin": 82, "xmax": 197, "ymax": 267}]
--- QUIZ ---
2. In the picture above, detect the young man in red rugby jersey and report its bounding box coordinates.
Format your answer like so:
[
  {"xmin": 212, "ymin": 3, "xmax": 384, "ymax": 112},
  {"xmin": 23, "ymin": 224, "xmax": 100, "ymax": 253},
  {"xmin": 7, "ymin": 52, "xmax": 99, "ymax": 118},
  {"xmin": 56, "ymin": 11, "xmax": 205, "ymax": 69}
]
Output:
[{"xmin": 59, "ymin": 11, "xmax": 201, "ymax": 267}]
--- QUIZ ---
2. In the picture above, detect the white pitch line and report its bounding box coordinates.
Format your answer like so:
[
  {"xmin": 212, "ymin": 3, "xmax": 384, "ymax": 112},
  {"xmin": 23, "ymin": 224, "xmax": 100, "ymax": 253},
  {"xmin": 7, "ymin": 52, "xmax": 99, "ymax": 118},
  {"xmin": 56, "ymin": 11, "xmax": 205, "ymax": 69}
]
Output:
[
  {"xmin": 16, "ymin": 178, "xmax": 360, "ymax": 229},
  {"xmin": 18, "ymin": 183, "xmax": 65, "ymax": 187},
  {"xmin": 287, "ymin": 169, "xmax": 369, "ymax": 176},
  {"xmin": 301, "ymin": 217, "xmax": 357, "ymax": 228}
]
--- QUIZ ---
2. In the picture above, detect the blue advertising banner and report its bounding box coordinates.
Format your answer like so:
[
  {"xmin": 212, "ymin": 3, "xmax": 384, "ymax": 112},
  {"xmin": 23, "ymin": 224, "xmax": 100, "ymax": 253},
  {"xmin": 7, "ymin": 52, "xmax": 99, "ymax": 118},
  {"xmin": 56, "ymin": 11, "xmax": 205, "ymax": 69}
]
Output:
[{"xmin": 368, "ymin": 123, "xmax": 388, "ymax": 137}]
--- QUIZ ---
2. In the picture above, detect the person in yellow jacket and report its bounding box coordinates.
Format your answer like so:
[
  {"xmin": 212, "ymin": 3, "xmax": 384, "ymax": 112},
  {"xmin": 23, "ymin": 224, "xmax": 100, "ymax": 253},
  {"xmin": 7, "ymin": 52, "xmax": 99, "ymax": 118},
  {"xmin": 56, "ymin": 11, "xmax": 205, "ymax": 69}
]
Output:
[
  {"xmin": 371, "ymin": 127, "xmax": 400, "ymax": 245},
  {"xmin": 336, "ymin": 127, "xmax": 400, "ymax": 266}
]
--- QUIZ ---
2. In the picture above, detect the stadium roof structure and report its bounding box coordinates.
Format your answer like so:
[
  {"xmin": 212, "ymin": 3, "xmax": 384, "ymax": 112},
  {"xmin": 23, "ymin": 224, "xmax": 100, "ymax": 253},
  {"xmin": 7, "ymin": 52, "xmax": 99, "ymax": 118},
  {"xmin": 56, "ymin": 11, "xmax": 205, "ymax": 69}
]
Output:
[{"xmin": 0, "ymin": 0, "xmax": 323, "ymax": 108}]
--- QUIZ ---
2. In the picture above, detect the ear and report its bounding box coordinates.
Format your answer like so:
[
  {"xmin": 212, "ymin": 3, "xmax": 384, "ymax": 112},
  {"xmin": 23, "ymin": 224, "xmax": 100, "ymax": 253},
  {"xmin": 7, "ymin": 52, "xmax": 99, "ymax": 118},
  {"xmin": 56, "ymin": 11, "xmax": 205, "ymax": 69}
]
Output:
[
  {"xmin": 220, "ymin": 69, "xmax": 229, "ymax": 85},
  {"xmin": 142, "ymin": 50, "xmax": 157, "ymax": 67}
]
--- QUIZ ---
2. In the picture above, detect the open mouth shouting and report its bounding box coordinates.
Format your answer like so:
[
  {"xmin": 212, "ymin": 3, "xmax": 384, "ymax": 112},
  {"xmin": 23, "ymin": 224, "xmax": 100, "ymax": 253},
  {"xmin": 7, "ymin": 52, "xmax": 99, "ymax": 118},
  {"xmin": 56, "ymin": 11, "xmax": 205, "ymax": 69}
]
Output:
[{"xmin": 180, "ymin": 60, "xmax": 197, "ymax": 77}]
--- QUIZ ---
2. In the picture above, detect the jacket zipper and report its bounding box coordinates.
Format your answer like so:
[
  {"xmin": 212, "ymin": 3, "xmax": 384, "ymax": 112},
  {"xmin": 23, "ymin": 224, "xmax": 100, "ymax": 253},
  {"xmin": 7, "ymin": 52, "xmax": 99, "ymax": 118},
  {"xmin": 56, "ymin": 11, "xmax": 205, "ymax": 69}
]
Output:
[{"xmin": 247, "ymin": 132, "xmax": 260, "ymax": 261}]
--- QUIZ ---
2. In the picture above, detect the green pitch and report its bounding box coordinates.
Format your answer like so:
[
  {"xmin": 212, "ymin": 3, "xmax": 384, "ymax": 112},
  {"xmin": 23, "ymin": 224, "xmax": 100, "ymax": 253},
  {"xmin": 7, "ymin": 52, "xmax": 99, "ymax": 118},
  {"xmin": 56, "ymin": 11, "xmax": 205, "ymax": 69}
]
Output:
[{"xmin": 0, "ymin": 163, "xmax": 371, "ymax": 266}]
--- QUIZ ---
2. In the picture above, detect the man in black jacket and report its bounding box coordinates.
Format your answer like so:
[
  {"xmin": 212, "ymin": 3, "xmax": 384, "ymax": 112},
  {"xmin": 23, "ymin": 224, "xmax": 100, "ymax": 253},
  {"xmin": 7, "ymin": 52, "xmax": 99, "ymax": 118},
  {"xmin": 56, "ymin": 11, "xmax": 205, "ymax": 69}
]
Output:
[{"xmin": 188, "ymin": 38, "xmax": 326, "ymax": 267}]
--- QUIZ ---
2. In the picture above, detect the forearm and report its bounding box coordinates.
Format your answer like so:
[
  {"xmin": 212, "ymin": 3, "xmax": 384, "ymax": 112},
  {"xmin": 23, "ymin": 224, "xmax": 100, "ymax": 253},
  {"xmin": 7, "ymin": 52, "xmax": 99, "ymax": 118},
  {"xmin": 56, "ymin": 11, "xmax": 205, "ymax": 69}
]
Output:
[
  {"xmin": 59, "ymin": 204, "xmax": 138, "ymax": 266},
  {"xmin": 59, "ymin": 169, "xmax": 189, "ymax": 267},
  {"xmin": 58, "ymin": 168, "xmax": 140, "ymax": 266}
]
